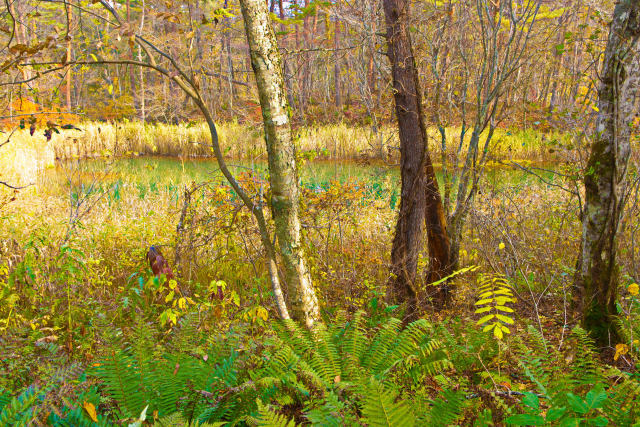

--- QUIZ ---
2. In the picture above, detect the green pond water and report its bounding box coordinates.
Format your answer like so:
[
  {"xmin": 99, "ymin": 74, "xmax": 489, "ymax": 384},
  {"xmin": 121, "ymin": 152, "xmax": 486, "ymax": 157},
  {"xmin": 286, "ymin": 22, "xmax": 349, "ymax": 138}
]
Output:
[{"xmin": 44, "ymin": 157, "xmax": 558, "ymax": 205}]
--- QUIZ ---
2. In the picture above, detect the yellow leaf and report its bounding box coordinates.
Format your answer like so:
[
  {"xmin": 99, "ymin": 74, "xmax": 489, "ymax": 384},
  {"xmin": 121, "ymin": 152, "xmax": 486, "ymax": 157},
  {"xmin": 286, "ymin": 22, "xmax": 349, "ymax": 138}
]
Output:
[
  {"xmin": 483, "ymin": 324, "xmax": 495, "ymax": 332},
  {"xmin": 628, "ymin": 283, "xmax": 639, "ymax": 296},
  {"xmin": 475, "ymin": 298, "xmax": 493, "ymax": 305},
  {"xmin": 165, "ymin": 290, "xmax": 174, "ymax": 303},
  {"xmin": 232, "ymin": 292, "xmax": 240, "ymax": 307},
  {"xmin": 494, "ymin": 326, "xmax": 504, "ymax": 339},
  {"xmin": 495, "ymin": 296, "xmax": 517, "ymax": 305},
  {"xmin": 495, "ymin": 305, "xmax": 514, "ymax": 313},
  {"xmin": 496, "ymin": 314, "xmax": 514, "ymax": 324},
  {"xmin": 477, "ymin": 314, "xmax": 495, "ymax": 325},
  {"xmin": 169, "ymin": 280, "xmax": 177, "ymax": 290},
  {"xmin": 498, "ymin": 242, "xmax": 505, "ymax": 250},
  {"xmin": 475, "ymin": 306, "xmax": 493, "ymax": 314},
  {"xmin": 591, "ymin": 105, "xmax": 599, "ymax": 112},
  {"xmin": 178, "ymin": 297, "xmax": 186, "ymax": 309},
  {"xmin": 614, "ymin": 343, "xmax": 629, "ymax": 361},
  {"xmin": 83, "ymin": 401, "xmax": 98, "ymax": 422}
]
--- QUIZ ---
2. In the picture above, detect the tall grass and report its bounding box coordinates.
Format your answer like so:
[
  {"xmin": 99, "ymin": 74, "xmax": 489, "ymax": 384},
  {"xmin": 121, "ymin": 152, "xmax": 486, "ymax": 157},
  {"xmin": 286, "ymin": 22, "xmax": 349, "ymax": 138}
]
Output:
[{"xmin": 1, "ymin": 120, "xmax": 564, "ymax": 185}]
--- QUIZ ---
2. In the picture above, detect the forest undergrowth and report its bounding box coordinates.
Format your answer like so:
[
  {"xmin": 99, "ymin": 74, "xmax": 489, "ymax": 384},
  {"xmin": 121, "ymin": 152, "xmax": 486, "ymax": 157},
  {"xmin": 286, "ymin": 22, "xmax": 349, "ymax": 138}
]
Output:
[{"xmin": 1, "ymin": 135, "xmax": 639, "ymax": 425}]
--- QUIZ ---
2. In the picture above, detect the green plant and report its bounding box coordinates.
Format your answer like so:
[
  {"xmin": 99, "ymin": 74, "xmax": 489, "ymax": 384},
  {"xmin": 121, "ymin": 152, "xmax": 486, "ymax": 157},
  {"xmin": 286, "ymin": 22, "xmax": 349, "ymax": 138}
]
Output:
[
  {"xmin": 243, "ymin": 312, "xmax": 463, "ymax": 425},
  {"xmin": 614, "ymin": 280, "xmax": 640, "ymax": 361},
  {"xmin": 0, "ymin": 378, "xmax": 108, "ymax": 426},
  {"xmin": 506, "ymin": 326, "xmax": 640, "ymax": 425}
]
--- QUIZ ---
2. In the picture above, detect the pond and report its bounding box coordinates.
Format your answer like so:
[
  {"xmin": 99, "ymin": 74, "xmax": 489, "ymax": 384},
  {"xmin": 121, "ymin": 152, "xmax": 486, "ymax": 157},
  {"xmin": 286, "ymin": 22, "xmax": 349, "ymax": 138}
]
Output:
[{"xmin": 42, "ymin": 156, "xmax": 559, "ymax": 205}]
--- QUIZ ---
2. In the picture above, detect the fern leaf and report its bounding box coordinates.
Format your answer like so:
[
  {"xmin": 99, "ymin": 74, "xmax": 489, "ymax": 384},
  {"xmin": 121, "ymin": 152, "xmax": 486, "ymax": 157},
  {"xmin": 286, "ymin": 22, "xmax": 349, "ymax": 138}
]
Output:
[
  {"xmin": 424, "ymin": 389, "xmax": 465, "ymax": 427},
  {"xmin": 362, "ymin": 380, "xmax": 415, "ymax": 427},
  {"xmin": 0, "ymin": 386, "xmax": 43, "ymax": 427},
  {"xmin": 255, "ymin": 401, "xmax": 297, "ymax": 427}
]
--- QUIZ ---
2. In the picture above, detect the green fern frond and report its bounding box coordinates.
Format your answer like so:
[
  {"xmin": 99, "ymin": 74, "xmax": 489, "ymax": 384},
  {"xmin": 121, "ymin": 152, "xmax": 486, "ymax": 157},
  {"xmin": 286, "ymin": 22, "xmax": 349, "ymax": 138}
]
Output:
[
  {"xmin": 569, "ymin": 327, "xmax": 601, "ymax": 389},
  {"xmin": 359, "ymin": 317, "xmax": 403, "ymax": 374},
  {"xmin": 361, "ymin": 379, "xmax": 415, "ymax": 427},
  {"xmin": 95, "ymin": 349, "xmax": 146, "ymax": 419},
  {"xmin": 602, "ymin": 371, "xmax": 640, "ymax": 424},
  {"xmin": 341, "ymin": 312, "xmax": 368, "ymax": 371},
  {"xmin": 304, "ymin": 391, "xmax": 349, "ymax": 427},
  {"xmin": 255, "ymin": 401, "xmax": 297, "ymax": 427},
  {"xmin": 0, "ymin": 389, "xmax": 11, "ymax": 413},
  {"xmin": 0, "ymin": 386, "xmax": 43, "ymax": 427},
  {"xmin": 423, "ymin": 389, "xmax": 465, "ymax": 427},
  {"xmin": 309, "ymin": 327, "xmax": 341, "ymax": 384}
]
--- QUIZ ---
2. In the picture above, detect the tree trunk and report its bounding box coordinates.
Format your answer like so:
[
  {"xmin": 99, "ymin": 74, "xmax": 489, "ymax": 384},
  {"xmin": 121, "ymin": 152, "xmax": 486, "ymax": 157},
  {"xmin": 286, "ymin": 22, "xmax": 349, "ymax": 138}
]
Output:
[
  {"xmin": 577, "ymin": 0, "xmax": 640, "ymax": 346},
  {"xmin": 333, "ymin": 4, "xmax": 342, "ymax": 108},
  {"xmin": 64, "ymin": 0, "xmax": 74, "ymax": 111},
  {"xmin": 138, "ymin": 0, "xmax": 146, "ymax": 121},
  {"xmin": 382, "ymin": 0, "xmax": 452, "ymax": 316},
  {"xmin": 239, "ymin": 0, "xmax": 321, "ymax": 328},
  {"xmin": 9, "ymin": 0, "xmax": 33, "ymax": 89},
  {"xmin": 278, "ymin": 0, "xmax": 297, "ymax": 112},
  {"xmin": 222, "ymin": 0, "xmax": 236, "ymax": 114},
  {"xmin": 126, "ymin": 0, "xmax": 138, "ymax": 113}
]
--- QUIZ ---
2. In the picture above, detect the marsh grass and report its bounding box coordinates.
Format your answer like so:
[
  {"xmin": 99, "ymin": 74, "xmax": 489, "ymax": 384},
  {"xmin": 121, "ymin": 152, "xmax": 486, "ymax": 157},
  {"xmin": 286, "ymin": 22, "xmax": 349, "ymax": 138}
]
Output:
[{"xmin": 1, "ymin": 121, "xmax": 566, "ymax": 186}]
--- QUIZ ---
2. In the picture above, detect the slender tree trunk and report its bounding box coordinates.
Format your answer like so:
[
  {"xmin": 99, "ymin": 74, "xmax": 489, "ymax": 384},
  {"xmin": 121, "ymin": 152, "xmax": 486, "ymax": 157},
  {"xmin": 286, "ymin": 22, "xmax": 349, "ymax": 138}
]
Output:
[
  {"xmin": 138, "ymin": 0, "xmax": 146, "ymax": 121},
  {"xmin": 126, "ymin": 0, "xmax": 138, "ymax": 113},
  {"xmin": 278, "ymin": 0, "xmax": 297, "ymax": 112},
  {"xmin": 223, "ymin": 0, "xmax": 236, "ymax": 113},
  {"xmin": 548, "ymin": 13, "xmax": 567, "ymax": 111},
  {"xmin": 382, "ymin": 0, "xmax": 452, "ymax": 316},
  {"xmin": 9, "ymin": 0, "xmax": 33, "ymax": 92},
  {"xmin": 239, "ymin": 0, "xmax": 321, "ymax": 328},
  {"xmin": 64, "ymin": 0, "xmax": 74, "ymax": 111},
  {"xmin": 576, "ymin": 0, "xmax": 640, "ymax": 346},
  {"xmin": 333, "ymin": 4, "xmax": 342, "ymax": 108},
  {"xmin": 301, "ymin": 0, "xmax": 311, "ymax": 107}
]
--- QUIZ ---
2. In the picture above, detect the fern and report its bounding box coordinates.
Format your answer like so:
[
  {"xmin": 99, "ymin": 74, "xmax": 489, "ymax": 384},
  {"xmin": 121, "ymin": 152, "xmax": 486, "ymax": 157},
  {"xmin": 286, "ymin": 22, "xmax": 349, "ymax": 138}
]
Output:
[
  {"xmin": 510, "ymin": 325, "xmax": 640, "ymax": 425},
  {"xmin": 361, "ymin": 379, "xmax": 415, "ymax": 427},
  {"xmin": 0, "ymin": 386, "xmax": 42, "ymax": 427},
  {"xmin": 72, "ymin": 314, "xmax": 457, "ymax": 425},
  {"xmin": 254, "ymin": 401, "xmax": 298, "ymax": 427},
  {"xmin": 421, "ymin": 388, "xmax": 465, "ymax": 427},
  {"xmin": 601, "ymin": 369, "xmax": 640, "ymax": 424},
  {"xmin": 304, "ymin": 391, "xmax": 352, "ymax": 426},
  {"xmin": 91, "ymin": 319, "xmax": 246, "ymax": 424},
  {"xmin": 569, "ymin": 327, "xmax": 602, "ymax": 390},
  {"xmin": 95, "ymin": 349, "xmax": 145, "ymax": 419}
]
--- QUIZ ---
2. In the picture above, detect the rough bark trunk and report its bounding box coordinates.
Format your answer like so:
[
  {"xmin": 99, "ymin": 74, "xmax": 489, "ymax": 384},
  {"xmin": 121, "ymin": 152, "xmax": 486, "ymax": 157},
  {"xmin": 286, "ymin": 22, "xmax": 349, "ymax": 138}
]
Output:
[
  {"xmin": 382, "ymin": 0, "xmax": 452, "ymax": 316},
  {"xmin": 577, "ymin": 0, "xmax": 640, "ymax": 346},
  {"xmin": 239, "ymin": 0, "xmax": 321, "ymax": 328}
]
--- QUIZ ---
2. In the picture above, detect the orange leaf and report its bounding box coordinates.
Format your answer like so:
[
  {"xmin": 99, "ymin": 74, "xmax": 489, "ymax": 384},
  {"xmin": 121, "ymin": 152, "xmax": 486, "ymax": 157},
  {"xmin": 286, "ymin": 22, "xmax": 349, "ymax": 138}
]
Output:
[{"xmin": 83, "ymin": 401, "xmax": 98, "ymax": 422}]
